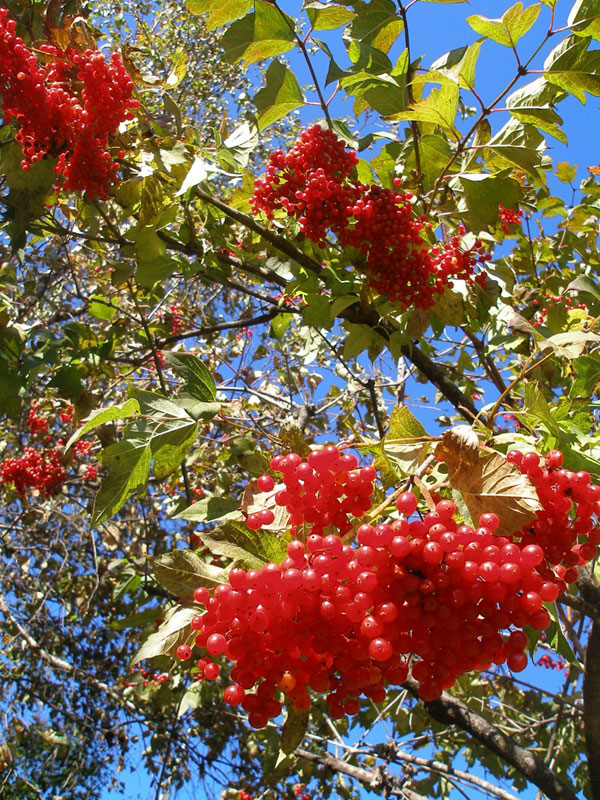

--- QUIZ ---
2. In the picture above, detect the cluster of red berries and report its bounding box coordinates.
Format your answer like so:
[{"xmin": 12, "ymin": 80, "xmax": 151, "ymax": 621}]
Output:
[
  {"xmin": 124, "ymin": 666, "xmax": 169, "ymax": 689},
  {"xmin": 245, "ymin": 446, "xmax": 374, "ymax": 536},
  {"xmin": 170, "ymin": 445, "xmax": 599, "ymax": 726},
  {"xmin": 0, "ymin": 446, "xmax": 66, "ymax": 497},
  {"xmin": 168, "ymin": 305, "xmax": 183, "ymax": 336},
  {"xmin": 536, "ymin": 653, "xmax": 565, "ymax": 670},
  {"xmin": 0, "ymin": 8, "xmax": 138, "ymax": 198},
  {"xmin": 251, "ymin": 126, "xmax": 489, "ymax": 308},
  {"xmin": 294, "ymin": 787, "xmax": 311, "ymax": 800},
  {"xmin": 498, "ymin": 204, "xmax": 523, "ymax": 234},
  {"xmin": 26, "ymin": 405, "xmax": 49, "ymax": 435},
  {"xmin": 1, "ymin": 403, "xmax": 97, "ymax": 496},
  {"xmin": 531, "ymin": 293, "xmax": 588, "ymax": 327}
]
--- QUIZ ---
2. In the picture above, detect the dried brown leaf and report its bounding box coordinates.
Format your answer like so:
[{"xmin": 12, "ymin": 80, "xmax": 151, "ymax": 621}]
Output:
[
  {"xmin": 435, "ymin": 427, "xmax": 542, "ymax": 536},
  {"xmin": 241, "ymin": 479, "xmax": 290, "ymax": 532}
]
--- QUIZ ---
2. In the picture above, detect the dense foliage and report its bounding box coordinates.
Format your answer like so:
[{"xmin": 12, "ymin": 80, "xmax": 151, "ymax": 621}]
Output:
[{"xmin": 1, "ymin": 1, "xmax": 599, "ymax": 800}]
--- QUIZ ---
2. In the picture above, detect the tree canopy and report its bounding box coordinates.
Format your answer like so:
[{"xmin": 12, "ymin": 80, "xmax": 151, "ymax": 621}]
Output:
[{"xmin": 0, "ymin": 1, "xmax": 599, "ymax": 799}]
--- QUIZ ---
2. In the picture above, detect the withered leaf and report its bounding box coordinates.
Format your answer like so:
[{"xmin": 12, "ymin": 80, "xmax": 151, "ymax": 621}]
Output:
[
  {"xmin": 435, "ymin": 427, "xmax": 542, "ymax": 536},
  {"xmin": 241, "ymin": 479, "xmax": 290, "ymax": 532}
]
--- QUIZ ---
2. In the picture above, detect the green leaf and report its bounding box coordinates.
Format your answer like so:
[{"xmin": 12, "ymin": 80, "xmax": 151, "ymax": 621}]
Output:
[
  {"xmin": 110, "ymin": 608, "xmax": 164, "ymax": 631},
  {"xmin": 152, "ymin": 420, "xmax": 198, "ymax": 480},
  {"xmin": 544, "ymin": 602, "xmax": 579, "ymax": 666},
  {"xmin": 567, "ymin": 274, "xmax": 600, "ymax": 302},
  {"xmin": 570, "ymin": 355, "xmax": 600, "ymax": 397},
  {"xmin": 185, "ymin": 0, "xmax": 252, "ymax": 30},
  {"xmin": 556, "ymin": 160, "xmax": 578, "ymax": 182},
  {"xmin": 506, "ymin": 77, "xmax": 566, "ymax": 143},
  {"xmin": 201, "ymin": 520, "xmax": 288, "ymax": 568},
  {"xmin": 174, "ymin": 496, "xmax": 242, "ymax": 523},
  {"xmin": 221, "ymin": 3, "xmax": 296, "ymax": 67},
  {"xmin": 522, "ymin": 382, "xmax": 560, "ymax": 436},
  {"xmin": 88, "ymin": 295, "xmax": 118, "ymax": 321},
  {"xmin": 91, "ymin": 438, "xmax": 152, "ymax": 527},
  {"xmin": 152, "ymin": 549, "xmax": 226, "ymax": 599},
  {"xmin": 64, "ymin": 398, "xmax": 140, "ymax": 452},
  {"xmin": 467, "ymin": 3, "xmax": 541, "ymax": 47},
  {"xmin": 390, "ymin": 79, "xmax": 460, "ymax": 137},
  {"xmin": 544, "ymin": 35, "xmax": 600, "ymax": 103},
  {"xmin": 132, "ymin": 605, "xmax": 197, "ymax": 664},
  {"xmin": 304, "ymin": 1, "xmax": 356, "ymax": 30},
  {"xmin": 430, "ymin": 40, "xmax": 483, "ymax": 90},
  {"xmin": 453, "ymin": 173, "xmax": 522, "ymax": 230},
  {"xmin": 340, "ymin": 71, "xmax": 408, "ymax": 116},
  {"xmin": 569, "ymin": 0, "xmax": 600, "ymax": 41},
  {"xmin": 350, "ymin": 0, "xmax": 401, "ymax": 47},
  {"xmin": 482, "ymin": 118, "xmax": 544, "ymax": 176},
  {"xmin": 280, "ymin": 707, "xmax": 309, "ymax": 754},
  {"xmin": 388, "ymin": 406, "xmax": 428, "ymax": 439},
  {"xmin": 165, "ymin": 352, "xmax": 216, "ymax": 401},
  {"xmin": 254, "ymin": 59, "xmax": 304, "ymax": 130}
]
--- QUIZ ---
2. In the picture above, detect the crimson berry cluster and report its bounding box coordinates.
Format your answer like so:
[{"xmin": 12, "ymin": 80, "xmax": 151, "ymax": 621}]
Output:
[
  {"xmin": 172, "ymin": 445, "xmax": 599, "ymax": 728},
  {"xmin": 0, "ymin": 8, "xmax": 138, "ymax": 198},
  {"xmin": 0, "ymin": 403, "xmax": 96, "ymax": 496},
  {"xmin": 251, "ymin": 125, "xmax": 490, "ymax": 308},
  {"xmin": 531, "ymin": 292, "xmax": 588, "ymax": 328},
  {"xmin": 498, "ymin": 204, "xmax": 523, "ymax": 234}
]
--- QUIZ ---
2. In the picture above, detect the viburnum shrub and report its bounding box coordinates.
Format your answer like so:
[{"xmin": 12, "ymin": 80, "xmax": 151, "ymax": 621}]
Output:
[
  {"xmin": 174, "ymin": 445, "xmax": 599, "ymax": 727},
  {"xmin": 251, "ymin": 125, "xmax": 490, "ymax": 308},
  {"xmin": 0, "ymin": 8, "xmax": 138, "ymax": 198}
]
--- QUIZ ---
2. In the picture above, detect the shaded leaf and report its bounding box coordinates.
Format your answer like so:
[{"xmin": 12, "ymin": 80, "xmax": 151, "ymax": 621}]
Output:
[
  {"xmin": 185, "ymin": 0, "xmax": 252, "ymax": 30},
  {"xmin": 280, "ymin": 707, "xmax": 309, "ymax": 754},
  {"xmin": 165, "ymin": 352, "xmax": 216, "ymax": 401},
  {"xmin": 174, "ymin": 496, "xmax": 242, "ymax": 523},
  {"xmin": 92, "ymin": 439, "xmax": 152, "ymax": 527},
  {"xmin": 202, "ymin": 520, "xmax": 288, "ymax": 568},
  {"xmin": 152, "ymin": 549, "xmax": 226, "ymax": 599},
  {"xmin": 132, "ymin": 605, "xmax": 197, "ymax": 664},
  {"xmin": 64, "ymin": 398, "xmax": 140, "ymax": 451},
  {"xmin": 254, "ymin": 59, "xmax": 304, "ymax": 131}
]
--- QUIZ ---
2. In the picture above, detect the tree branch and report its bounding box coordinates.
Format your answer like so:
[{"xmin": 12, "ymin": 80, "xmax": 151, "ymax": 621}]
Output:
[
  {"xmin": 295, "ymin": 747, "xmax": 424, "ymax": 800},
  {"xmin": 403, "ymin": 677, "xmax": 578, "ymax": 800}
]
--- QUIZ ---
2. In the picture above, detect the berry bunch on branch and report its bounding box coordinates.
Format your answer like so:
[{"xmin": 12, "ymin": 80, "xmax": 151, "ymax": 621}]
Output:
[
  {"xmin": 251, "ymin": 125, "xmax": 490, "ymax": 308},
  {"xmin": 168, "ymin": 443, "xmax": 599, "ymax": 728},
  {"xmin": 0, "ymin": 8, "xmax": 138, "ymax": 198}
]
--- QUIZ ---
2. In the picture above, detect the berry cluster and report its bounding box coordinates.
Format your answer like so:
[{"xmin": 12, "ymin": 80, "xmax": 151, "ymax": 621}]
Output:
[
  {"xmin": 498, "ymin": 204, "xmax": 523, "ymax": 234},
  {"xmin": 245, "ymin": 446, "xmax": 374, "ymax": 536},
  {"xmin": 0, "ymin": 8, "xmax": 138, "ymax": 198},
  {"xmin": 537, "ymin": 653, "xmax": 565, "ymax": 670},
  {"xmin": 124, "ymin": 666, "xmax": 169, "ymax": 689},
  {"xmin": 0, "ymin": 446, "xmax": 66, "ymax": 497},
  {"xmin": 1, "ymin": 402, "xmax": 97, "ymax": 496},
  {"xmin": 172, "ymin": 446, "xmax": 599, "ymax": 726},
  {"xmin": 531, "ymin": 293, "xmax": 588, "ymax": 327},
  {"xmin": 251, "ymin": 126, "xmax": 489, "ymax": 308},
  {"xmin": 26, "ymin": 404, "xmax": 49, "ymax": 436}
]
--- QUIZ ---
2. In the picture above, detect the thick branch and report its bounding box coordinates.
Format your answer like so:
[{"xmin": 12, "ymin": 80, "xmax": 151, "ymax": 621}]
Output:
[
  {"xmin": 400, "ymin": 342, "xmax": 479, "ymax": 423},
  {"xmin": 193, "ymin": 186, "xmax": 323, "ymax": 273},
  {"xmin": 584, "ymin": 620, "xmax": 600, "ymax": 799},
  {"xmin": 295, "ymin": 748, "xmax": 423, "ymax": 800},
  {"xmin": 404, "ymin": 677, "xmax": 578, "ymax": 800}
]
